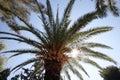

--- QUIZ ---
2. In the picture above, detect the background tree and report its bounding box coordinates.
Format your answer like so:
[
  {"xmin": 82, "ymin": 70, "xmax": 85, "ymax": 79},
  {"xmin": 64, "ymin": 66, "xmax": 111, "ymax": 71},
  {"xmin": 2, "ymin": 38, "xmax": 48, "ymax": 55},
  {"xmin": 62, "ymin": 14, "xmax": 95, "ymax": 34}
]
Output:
[
  {"xmin": 0, "ymin": 68, "xmax": 10, "ymax": 80},
  {"xmin": 0, "ymin": 41, "xmax": 6, "ymax": 72},
  {"xmin": 0, "ymin": 0, "xmax": 119, "ymax": 80},
  {"xmin": 95, "ymin": 0, "xmax": 119, "ymax": 17},
  {"xmin": 0, "ymin": 42, "xmax": 9, "ymax": 80},
  {"xmin": 100, "ymin": 66, "xmax": 120, "ymax": 80},
  {"xmin": 0, "ymin": 0, "xmax": 44, "ymax": 33},
  {"xmin": 11, "ymin": 62, "xmax": 44, "ymax": 80},
  {"xmin": 0, "ymin": 57, "xmax": 5, "ymax": 72}
]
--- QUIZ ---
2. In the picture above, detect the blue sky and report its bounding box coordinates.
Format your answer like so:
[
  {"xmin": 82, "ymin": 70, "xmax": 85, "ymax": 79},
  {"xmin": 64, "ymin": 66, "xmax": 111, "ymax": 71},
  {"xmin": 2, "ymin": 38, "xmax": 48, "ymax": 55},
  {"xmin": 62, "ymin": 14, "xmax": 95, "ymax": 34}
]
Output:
[{"xmin": 0, "ymin": 0, "xmax": 120, "ymax": 80}]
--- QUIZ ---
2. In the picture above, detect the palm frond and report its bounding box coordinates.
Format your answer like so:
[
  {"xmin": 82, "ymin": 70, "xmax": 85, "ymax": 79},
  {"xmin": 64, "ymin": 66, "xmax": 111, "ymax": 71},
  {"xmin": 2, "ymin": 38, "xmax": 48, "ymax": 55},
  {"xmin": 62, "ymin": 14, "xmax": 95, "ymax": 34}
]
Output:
[
  {"xmin": 0, "ymin": 37, "xmax": 24, "ymax": 43},
  {"xmin": 60, "ymin": 0, "xmax": 75, "ymax": 30},
  {"xmin": 0, "ymin": 3, "xmax": 38, "ymax": 31},
  {"xmin": 83, "ymin": 58, "xmax": 102, "ymax": 69},
  {"xmin": 67, "ymin": 27, "xmax": 111, "ymax": 44},
  {"xmin": 95, "ymin": 0, "xmax": 119, "ymax": 17},
  {"xmin": 81, "ymin": 47, "xmax": 116, "ymax": 64},
  {"xmin": 64, "ymin": 69, "xmax": 71, "ymax": 80},
  {"xmin": 9, "ymin": 26, "xmax": 29, "ymax": 32},
  {"xmin": 70, "ymin": 58, "xmax": 89, "ymax": 77},
  {"xmin": 73, "ymin": 68, "xmax": 83, "ymax": 80},
  {"xmin": 52, "ymin": 0, "xmax": 75, "ymax": 50},
  {"xmin": 7, "ymin": 26, "xmax": 48, "ymax": 45},
  {"xmin": 1, "ymin": 49, "xmax": 39, "ymax": 54},
  {"xmin": 1, "ymin": 49, "xmax": 41, "ymax": 58},
  {"xmin": 0, "ymin": 30, "xmax": 49, "ymax": 53},
  {"xmin": 56, "ymin": 5, "xmax": 60, "ymax": 27},
  {"xmin": 34, "ymin": 0, "xmax": 52, "ymax": 40},
  {"xmin": 83, "ymin": 42, "xmax": 112, "ymax": 49},
  {"xmin": 68, "ymin": 62, "xmax": 83, "ymax": 80},
  {"xmin": 95, "ymin": 0, "xmax": 107, "ymax": 18},
  {"xmin": 67, "ymin": 11, "xmax": 98, "ymax": 39},
  {"xmin": 77, "ymin": 26, "xmax": 112, "ymax": 40},
  {"xmin": 0, "ymin": 32, "xmax": 42, "ymax": 48},
  {"xmin": 108, "ymin": 0, "xmax": 119, "ymax": 16},
  {"xmin": 30, "ymin": 62, "xmax": 44, "ymax": 78},
  {"xmin": 46, "ymin": 0, "xmax": 54, "ymax": 27},
  {"xmin": 11, "ymin": 58, "xmax": 38, "ymax": 72}
]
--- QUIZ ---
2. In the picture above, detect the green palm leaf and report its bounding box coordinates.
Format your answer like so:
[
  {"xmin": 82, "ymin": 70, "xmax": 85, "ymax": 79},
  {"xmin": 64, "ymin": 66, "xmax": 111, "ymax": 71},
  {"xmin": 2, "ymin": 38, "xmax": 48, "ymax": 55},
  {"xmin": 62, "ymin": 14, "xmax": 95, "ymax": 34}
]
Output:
[
  {"xmin": 11, "ymin": 58, "xmax": 38, "ymax": 72},
  {"xmin": 0, "ymin": 32, "xmax": 43, "ymax": 48},
  {"xmin": 64, "ymin": 69, "xmax": 71, "ymax": 80},
  {"xmin": 70, "ymin": 58, "xmax": 89, "ymax": 77},
  {"xmin": 68, "ymin": 62, "xmax": 83, "ymax": 80},
  {"xmin": 80, "ymin": 27, "xmax": 112, "ymax": 39},
  {"xmin": 46, "ymin": 0, "xmax": 54, "ymax": 27},
  {"xmin": 60, "ymin": 0, "xmax": 75, "ymax": 30},
  {"xmin": 1, "ymin": 49, "xmax": 42, "ymax": 58},
  {"xmin": 81, "ymin": 47, "xmax": 116, "ymax": 64},
  {"xmin": 83, "ymin": 58, "xmax": 102, "ymax": 69},
  {"xmin": 67, "ymin": 11, "xmax": 98, "ymax": 38},
  {"xmin": 83, "ymin": 42, "xmax": 112, "ymax": 49}
]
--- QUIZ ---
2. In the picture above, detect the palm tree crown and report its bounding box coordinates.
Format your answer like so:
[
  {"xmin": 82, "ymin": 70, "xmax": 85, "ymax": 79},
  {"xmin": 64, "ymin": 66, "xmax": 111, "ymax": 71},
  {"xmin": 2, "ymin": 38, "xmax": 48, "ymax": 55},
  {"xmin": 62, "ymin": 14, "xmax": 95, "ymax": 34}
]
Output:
[{"xmin": 0, "ymin": 0, "xmax": 118, "ymax": 80}]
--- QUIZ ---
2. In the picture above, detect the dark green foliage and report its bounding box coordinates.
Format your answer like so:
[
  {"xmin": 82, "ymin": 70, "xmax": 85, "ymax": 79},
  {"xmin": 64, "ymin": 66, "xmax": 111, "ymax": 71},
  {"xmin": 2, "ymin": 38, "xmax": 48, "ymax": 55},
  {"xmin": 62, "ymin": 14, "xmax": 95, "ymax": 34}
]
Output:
[
  {"xmin": 10, "ymin": 62, "xmax": 44, "ymax": 80},
  {"xmin": 95, "ymin": 0, "xmax": 119, "ymax": 17},
  {"xmin": 100, "ymin": 66, "xmax": 120, "ymax": 80},
  {"xmin": 0, "ymin": 69, "xmax": 10, "ymax": 80},
  {"xmin": 11, "ymin": 68, "xmax": 43, "ymax": 80}
]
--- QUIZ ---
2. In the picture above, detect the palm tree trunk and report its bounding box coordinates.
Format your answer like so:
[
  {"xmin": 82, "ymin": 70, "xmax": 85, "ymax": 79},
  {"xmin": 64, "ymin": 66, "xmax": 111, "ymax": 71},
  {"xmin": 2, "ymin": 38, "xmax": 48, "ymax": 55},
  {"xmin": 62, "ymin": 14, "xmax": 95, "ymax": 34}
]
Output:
[{"xmin": 44, "ymin": 59, "xmax": 62, "ymax": 80}]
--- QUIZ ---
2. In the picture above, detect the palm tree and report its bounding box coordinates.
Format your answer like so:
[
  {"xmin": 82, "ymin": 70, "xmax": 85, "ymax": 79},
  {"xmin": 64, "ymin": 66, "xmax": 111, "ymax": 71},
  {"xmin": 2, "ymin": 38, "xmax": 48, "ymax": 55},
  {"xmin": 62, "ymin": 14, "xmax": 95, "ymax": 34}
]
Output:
[
  {"xmin": 100, "ymin": 66, "xmax": 120, "ymax": 80},
  {"xmin": 0, "ymin": 0, "xmax": 117, "ymax": 80}
]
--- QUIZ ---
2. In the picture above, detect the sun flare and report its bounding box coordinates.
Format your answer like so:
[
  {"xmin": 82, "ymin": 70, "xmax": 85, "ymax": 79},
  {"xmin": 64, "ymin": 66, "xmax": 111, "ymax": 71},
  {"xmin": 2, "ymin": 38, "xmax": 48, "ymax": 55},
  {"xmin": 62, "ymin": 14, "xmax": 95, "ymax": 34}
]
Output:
[{"xmin": 65, "ymin": 49, "xmax": 81, "ymax": 58}]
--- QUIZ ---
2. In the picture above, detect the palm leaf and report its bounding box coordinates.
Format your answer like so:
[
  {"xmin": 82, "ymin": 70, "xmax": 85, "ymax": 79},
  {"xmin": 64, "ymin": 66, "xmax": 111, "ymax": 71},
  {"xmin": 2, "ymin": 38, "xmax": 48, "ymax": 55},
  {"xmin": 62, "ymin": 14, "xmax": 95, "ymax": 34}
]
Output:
[
  {"xmin": 81, "ymin": 47, "xmax": 116, "ymax": 64},
  {"xmin": 67, "ymin": 11, "xmax": 98, "ymax": 39},
  {"xmin": 68, "ymin": 62, "xmax": 83, "ymax": 80},
  {"xmin": 34, "ymin": 0, "xmax": 52, "ymax": 40},
  {"xmin": 83, "ymin": 58, "xmax": 102, "ymax": 69},
  {"xmin": 60, "ymin": 0, "xmax": 75, "ymax": 30},
  {"xmin": 67, "ymin": 27, "xmax": 112, "ymax": 45},
  {"xmin": 95, "ymin": 0, "xmax": 107, "ymax": 17},
  {"xmin": 0, "ymin": 32, "xmax": 42, "ymax": 48},
  {"xmin": 82, "ymin": 27, "xmax": 112, "ymax": 39},
  {"xmin": 0, "ymin": 36, "xmax": 41, "ymax": 49},
  {"xmin": 56, "ymin": 5, "xmax": 60, "ymax": 27},
  {"xmin": 108, "ymin": 0, "xmax": 119, "ymax": 16},
  {"xmin": 83, "ymin": 42, "xmax": 112, "ymax": 49},
  {"xmin": 46, "ymin": 0, "xmax": 54, "ymax": 27},
  {"xmin": 70, "ymin": 58, "xmax": 89, "ymax": 77},
  {"xmin": 64, "ymin": 69, "xmax": 71, "ymax": 80},
  {"xmin": 1, "ymin": 49, "xmax": 42, "ymax": 58},
  {"xmin": 11, "ymin": 58, "xmax": 38, "ymax": 72},
  {"xmin": 30, "ymin": 62, "xmax": 44, "ymax": 78}
]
